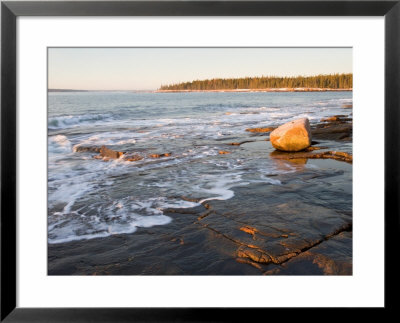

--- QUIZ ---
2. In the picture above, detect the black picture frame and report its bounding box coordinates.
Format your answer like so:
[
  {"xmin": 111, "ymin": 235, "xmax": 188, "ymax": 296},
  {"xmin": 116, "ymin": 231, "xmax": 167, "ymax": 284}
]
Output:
[{"xmin": 1, "ymin": 0, "xmax": 398, "ymax": 321}]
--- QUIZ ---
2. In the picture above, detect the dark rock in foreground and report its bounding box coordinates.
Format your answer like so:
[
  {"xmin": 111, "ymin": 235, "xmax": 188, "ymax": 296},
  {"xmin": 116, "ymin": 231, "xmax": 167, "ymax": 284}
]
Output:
[
  {"xmin": 48, "ymin": 154, "xmax": 352, "ymax": 275},
  {"xmin": 263, "ymin": 231, "xmax": 352, "ymax": 275}
]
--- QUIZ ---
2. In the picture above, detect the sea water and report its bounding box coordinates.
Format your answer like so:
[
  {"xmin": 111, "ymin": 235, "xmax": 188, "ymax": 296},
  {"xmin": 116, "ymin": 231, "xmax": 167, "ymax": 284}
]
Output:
[{"xmin": 48, "ymin": 91, "xmax": 352, "ymax": 244}]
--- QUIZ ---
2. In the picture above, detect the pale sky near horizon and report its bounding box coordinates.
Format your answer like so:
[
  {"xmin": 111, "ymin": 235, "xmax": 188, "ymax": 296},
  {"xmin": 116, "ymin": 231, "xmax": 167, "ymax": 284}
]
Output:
[{"xmin": 48, "ymin": 48, "xmax": 352, "ymax": 90}]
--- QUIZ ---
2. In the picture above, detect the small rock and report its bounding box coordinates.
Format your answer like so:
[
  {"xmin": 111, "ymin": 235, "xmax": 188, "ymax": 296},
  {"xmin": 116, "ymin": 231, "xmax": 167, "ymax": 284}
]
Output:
[
  {"xmin": 321, "ymin": 116, "xmax": 340, "ymax": 122},
  {"xmin": 73, "ymin": 145, "xmax": 101, "ymax": 153},
  {"xmin": 123, "ymin": 154, "xmax": 143, "ymax": 162},
  {"xmin": 148, "ymin": 153, "xmax": 171, "ymax": 158},
  {"xmin": 240, "ymin": 226, "xmax": 257, "ymax": 235},
  {"xmin": 270, "ymin": 118, "xmax": 312, "ymax": 152},
  {"xmin": 100, "ymin": 146, "xmax": 124, "ymax": 159},
  {"xmin": 246, "ymin": 127, "xmax": 276, "ymax": 133},
  {"xmin": 304, "ymin": 146, "xmax": 326, "ymax": 152},
  {"xmin": 321, "ymin": 116, "xmax": 352, "ymax": 122},
  {"xmin": 228, "ymin": 140, "xmax": 254, "ymax": 146}
]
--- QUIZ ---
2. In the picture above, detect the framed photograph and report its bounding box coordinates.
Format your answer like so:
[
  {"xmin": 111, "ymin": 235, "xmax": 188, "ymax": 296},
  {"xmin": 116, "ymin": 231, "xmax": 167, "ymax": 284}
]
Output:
[{"xmin": 1, "ymin": 0, "xmax": 398, "ymax": 320}]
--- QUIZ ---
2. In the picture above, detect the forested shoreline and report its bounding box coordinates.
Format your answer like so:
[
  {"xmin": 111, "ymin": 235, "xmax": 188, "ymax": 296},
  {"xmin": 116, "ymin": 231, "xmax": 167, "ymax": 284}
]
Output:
[{"xmin": 159, "ymin": 73, "xmax": 352, "ymax": 91}]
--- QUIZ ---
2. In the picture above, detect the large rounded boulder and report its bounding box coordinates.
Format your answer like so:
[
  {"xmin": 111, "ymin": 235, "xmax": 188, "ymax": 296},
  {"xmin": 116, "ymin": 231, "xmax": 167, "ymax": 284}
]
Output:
[{"xmin": 270, "ymin": 118, "xmax": 312, "ymax": 152}]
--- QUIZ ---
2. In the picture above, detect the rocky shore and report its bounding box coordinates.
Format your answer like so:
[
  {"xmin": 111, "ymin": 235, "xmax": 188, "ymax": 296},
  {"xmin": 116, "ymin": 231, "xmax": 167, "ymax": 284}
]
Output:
[
  {"xmin": 76, "ymin": 110, "xmax": 353, "ymax": 166},
  {"xmin": 49, "ymin": 109, "xmax": 352, "ymax": 275}
]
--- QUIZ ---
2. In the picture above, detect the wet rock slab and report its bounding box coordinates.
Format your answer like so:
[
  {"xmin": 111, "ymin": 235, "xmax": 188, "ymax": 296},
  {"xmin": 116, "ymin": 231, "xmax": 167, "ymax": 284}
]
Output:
[
  {"xmin": 48, "ymin": 154, "xmax": 352, "ymax": 275},
  {"xmin": 270, "ymin": 150, "xmax": 352, "ymax": 163},
  {"xmin": 311, "ymin": 115, "xmax": 352, "ymax": 141},
  {"xmin": 263, "ymin": 231, "xmax": 352, "ymax": 275},
  {"xmin": 196, "ymin": 182, "xmax": 351, "ymax": 269}
]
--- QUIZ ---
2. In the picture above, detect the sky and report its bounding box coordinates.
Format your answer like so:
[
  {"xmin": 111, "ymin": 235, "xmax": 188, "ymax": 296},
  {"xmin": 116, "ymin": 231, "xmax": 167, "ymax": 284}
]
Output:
[{"xmin": 48, "ymin": 48, "xmax": 352, "ymax": 90}]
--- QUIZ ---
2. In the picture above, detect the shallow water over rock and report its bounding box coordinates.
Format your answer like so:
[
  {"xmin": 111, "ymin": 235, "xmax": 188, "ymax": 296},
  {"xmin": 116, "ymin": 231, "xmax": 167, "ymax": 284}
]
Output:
[{"xmin": 49, "ymin": 141, "xmax": 352, "ymax": 275}]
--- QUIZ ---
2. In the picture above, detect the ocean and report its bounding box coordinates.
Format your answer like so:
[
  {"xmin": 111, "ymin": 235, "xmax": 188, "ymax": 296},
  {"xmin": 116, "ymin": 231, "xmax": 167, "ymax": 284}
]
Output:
[{"xmin": 48, "ymin": 91, "xmax": 352, "ymax": 248}]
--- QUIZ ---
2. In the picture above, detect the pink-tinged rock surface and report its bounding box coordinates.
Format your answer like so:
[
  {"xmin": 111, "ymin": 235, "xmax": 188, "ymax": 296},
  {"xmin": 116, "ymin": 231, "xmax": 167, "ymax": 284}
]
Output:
[{"xmin": 270, "ymin": 118, "xmax": 312, "ymax": 152}]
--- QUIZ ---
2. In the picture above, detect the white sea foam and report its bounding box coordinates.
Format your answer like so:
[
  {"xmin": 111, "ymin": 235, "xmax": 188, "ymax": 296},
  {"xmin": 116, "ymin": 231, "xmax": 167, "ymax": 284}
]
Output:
[
  {"xmin": 48, "ymin": 196, "xmax": 191, "ymax": 244},
  {"xmin": 115, "ymin": 139, "xmax": 137, "ymax": 145},
  {"xmin": 257, "ymin": 175, "xmax": 282, "ymax": 185},
  {"xmin": 197, "ymin": 173, "xmax": 246, "ymax": 204},
  {"xmin": 48, "ymin": 135, "xmax": 72, "ymax": 153},
  {"xmin": 52, "ymin": 134, "xmax": 70, "ymax": 146},
  {"xmin": 48, "ymin": 176, "xmax": 97, "ymax": 212},
  {"xmin": 159, "ymin": 200, "xmax": 199, "ymax": 209},
  {"xmin": 73, "ymin": 132, "xmax": 139, "ymax": 148}
]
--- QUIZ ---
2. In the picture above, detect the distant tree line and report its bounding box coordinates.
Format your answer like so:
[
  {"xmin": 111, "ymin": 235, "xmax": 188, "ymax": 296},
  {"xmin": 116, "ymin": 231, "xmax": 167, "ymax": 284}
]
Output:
[{"xmin": 159, "ymin": 73, "xmax": 353, "ymax": 90}]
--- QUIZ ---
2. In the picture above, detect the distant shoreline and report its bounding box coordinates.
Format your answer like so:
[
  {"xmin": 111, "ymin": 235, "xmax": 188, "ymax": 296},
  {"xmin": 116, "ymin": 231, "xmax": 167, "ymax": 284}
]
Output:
[
  {"xmin": 48, "ymin": 88, "xmax": 353, "ymax": 94},
  {"xmin": 48, "ymin": 89, "xmax": 90, "ymax": 92},
  {"xmin": 155, "ymin": 88, "xmax": 353, "ymax": 93},
  {"xmin": 48, "ymin": 89, "xmax": 153, "ymax": 93}
]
